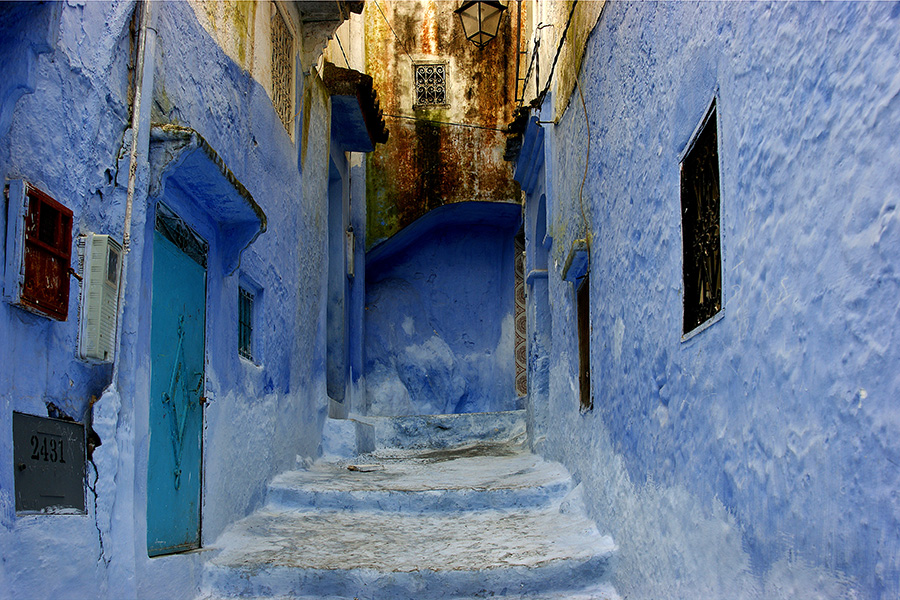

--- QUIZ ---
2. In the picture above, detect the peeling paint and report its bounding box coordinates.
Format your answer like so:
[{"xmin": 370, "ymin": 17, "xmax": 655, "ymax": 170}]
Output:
[{"xmin": 189, "ymin": 0, "xmax": 256, "ymax": 73}]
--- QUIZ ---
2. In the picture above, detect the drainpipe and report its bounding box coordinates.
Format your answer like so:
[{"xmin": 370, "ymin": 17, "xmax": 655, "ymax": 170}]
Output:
[
  {"xmin": 91, "ymin": 3, "xmax": 157, "ymax": 597},
  {"xmin": 110, "ymin": 0, "xmax": 157, "ymax": 388}
]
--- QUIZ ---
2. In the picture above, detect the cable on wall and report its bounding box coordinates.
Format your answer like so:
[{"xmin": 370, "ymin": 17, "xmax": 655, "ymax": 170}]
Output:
[
  {"xmin": 537, "ymin": 0, "xmax": 579, "ymax": 107},
  {"xmin": 574, "ymin": 73, "xmax": 590, "ymax": 241},
  {"xmin": 383, "ymin": 113, "xmax": 508, "ymax": 132},
  {"xmin": 333, "ymin": 0, "xmax": 351, "ymax": 68},
  {"xmin": 371, "ymin": 0, "xmax": 416, "ymax": 65}
]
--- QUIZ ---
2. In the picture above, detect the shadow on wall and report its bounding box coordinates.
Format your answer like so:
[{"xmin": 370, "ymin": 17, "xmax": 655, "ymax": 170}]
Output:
[{"xmin": 364, "ymin": 202, "xmax": 522, "ymax": 416}]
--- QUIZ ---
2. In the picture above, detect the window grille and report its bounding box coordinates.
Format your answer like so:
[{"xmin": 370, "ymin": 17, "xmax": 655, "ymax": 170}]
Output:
[
  {"xmin": 681, "ymin": 102, "xmax": 722, "ymax": 334},
  {"xmin": 271, "ymin": 5, "xmax": 294, "ymax": 132},
  {"xmin": 514, "ymin": 233, "xmax": 527, "ymax": 397},
  {"xmin": 576, "ymin": 274, "xmax": 592, "ymax": 411},
  {"xmin": 155, "ymin": 202, "xmax": 208, "ymax": 268},
  {"xmin": 414, "ymin": 63, "xmax": 447, "ymax": 106},
  {"xmin": 238, "ymin": 286, "xmax": 254, "ymax": 360}
]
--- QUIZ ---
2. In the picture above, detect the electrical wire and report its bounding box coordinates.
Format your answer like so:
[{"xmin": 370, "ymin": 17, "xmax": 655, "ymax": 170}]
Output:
[
  {"xmin": 519, "ymin": 23, "xmax": 555, "ymax": 106},
  {"xmin": 371, "ymin": 0, "xmax": 416, "ymax": 65},
  {"xmin": 383, "ymin": 113, "xmax": 507, "ymax": 132},
  {"xmin": 538, "ymin": 0, "xmax": 579, "ymax": 106},
  {"xmin": 519, "ymin": 39, "xmax": 539, "ymax": 105},
  {"xmin": 333, "ymin": 0, "xmax": 351, "ymax": 68},
  {"xmin": 335, "ymin": 33, "xmax": 351, "ymax": 69},
  {"xmin": 574, "ymin": 73, "xmax": 590, "ymax": 241}
]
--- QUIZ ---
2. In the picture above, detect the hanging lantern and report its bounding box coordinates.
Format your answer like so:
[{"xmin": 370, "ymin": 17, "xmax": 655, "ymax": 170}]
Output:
[{"xmin": 455, "ymin": 1, "xmax": 507, "ymax": 48}]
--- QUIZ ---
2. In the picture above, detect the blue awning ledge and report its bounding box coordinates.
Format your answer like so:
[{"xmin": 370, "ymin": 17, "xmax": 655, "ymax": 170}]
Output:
[
  {"xmin": 148, "ymin": 124, "xmax": 267, "ymax": 274},
  {"xmin": 322, "ymin": 61, "xmax": 389, "ymax": 153},
  {"xmin": 513, "ymin": 116, "xmax": 544, "ymax": 195},
  {"xmin": 562, "ymin": 239, "xmax": 590, "ymax": 285}
]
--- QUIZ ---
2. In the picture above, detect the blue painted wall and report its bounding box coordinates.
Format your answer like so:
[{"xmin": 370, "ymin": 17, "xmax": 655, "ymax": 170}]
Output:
[
  {"xmin": 0, "ymin": 2, "xmax": 137, "ymax": 593},
  {"xmin": 365, "ymin": 202, "xmax": 521, "ymax": 416},
  {"xmin": 522, "ymin": 2, "xmax": 900, "ymax": 598},
  {"xmin": 0, "ymin": 2, "xmax": 342, "ymax": 598}
]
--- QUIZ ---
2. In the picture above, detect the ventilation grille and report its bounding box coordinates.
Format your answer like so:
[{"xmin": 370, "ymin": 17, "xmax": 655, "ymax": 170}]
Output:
[{"xmin": 77, "ymin": 233, "xmax": 121, "ymax": 362}]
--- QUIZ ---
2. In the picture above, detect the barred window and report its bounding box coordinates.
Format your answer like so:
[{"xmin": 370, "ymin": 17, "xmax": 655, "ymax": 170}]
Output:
[
  {"xmin": 271, "ymin": 4, "xmax": 294, "ymax": 133},
  {"xmin": 238, "ymin": 286, "xmax": 254, "ymax": 360},
  {"xmin": 576, "ymin": 274, "xmax": 592, "ymax": 411},
  {"xmin": 681, "ymin": 102, "xmax": 722, "ymax": 335},
  {"xmin": 414, "ymin": 63, "xmax": 447, "ymax": 106}
]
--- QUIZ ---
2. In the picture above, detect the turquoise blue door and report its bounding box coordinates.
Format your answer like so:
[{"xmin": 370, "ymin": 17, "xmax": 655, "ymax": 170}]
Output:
[{"xmin": 147, "ymin": 223, "xmax": 207, "ymax": 556}]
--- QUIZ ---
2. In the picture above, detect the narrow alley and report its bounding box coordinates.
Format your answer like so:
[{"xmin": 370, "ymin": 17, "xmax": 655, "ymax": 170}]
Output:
[{"xmin": 2, "ymin": 1, "xmax": 899, "ymax": 599}]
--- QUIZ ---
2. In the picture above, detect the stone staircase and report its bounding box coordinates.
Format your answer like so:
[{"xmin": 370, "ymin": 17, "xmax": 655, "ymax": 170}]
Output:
[{"xmin": 198, "ymin": 411, "xmax": 618, "ymax": 600}]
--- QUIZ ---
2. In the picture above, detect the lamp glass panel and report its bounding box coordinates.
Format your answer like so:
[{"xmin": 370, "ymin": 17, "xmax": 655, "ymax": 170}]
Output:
[
  {"xmin": 483, "ymin": 7, "xmax": 503, "ymax": 33},
  {"xmin": 459, "ymin": 8, "xmax": 478, "ymax": 38}
]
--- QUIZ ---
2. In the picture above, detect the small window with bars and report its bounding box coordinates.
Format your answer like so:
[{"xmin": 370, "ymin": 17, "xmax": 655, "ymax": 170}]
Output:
[
  {"xmin": 576, "ymin": 274, "xmax": 592, "ymax": 411},
  {"xmin": 271, "ymin": 2, "xmax": 295, "ymax": 133},
  {"xmin": 238, "ymin": 286, "xmax": 255, "ymax": 360},
  {"xmin": 414, "ymin": 63, "xmax": 448, "ymax": 107},
  {"xmin": 681, "ymin": 101, "xmax": 722, "ymax": 335}
]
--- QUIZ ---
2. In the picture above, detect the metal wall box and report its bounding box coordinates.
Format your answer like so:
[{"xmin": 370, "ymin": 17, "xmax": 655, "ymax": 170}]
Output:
[{"xmin": 13, "ymin": 412, "xmax": 85, "ymax": 514}]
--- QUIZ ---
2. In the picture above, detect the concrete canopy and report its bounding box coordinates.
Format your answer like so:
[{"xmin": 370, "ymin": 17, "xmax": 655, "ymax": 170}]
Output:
[{"xmin": 148, "ymin": 124, "xmax": 267, "ymax": 274}]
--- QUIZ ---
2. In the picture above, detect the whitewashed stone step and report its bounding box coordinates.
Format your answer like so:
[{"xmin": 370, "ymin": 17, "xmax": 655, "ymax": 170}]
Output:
[
  {"xmin": 200, "ymin": 415, "xmax": 618, "ymax": 599},
  {"xmin": 268, "ymin": 443, "xmax": 572, "ymax": 513},
  {"xmin": 358, "ymin": 409, "xmax": 526, "ymax": 450},
  {"xmin": 203, "ymin": 501, "xmax": 615, "ymax": 599},
  {"xmin": 200, "ymin": 584, "xmax": 621, "ymax": 600}
]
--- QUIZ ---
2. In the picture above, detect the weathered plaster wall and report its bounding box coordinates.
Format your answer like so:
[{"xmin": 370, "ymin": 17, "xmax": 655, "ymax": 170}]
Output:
[
  {"xmin": 527, "ymin": 2, "xmax": 900, "ymax": 598},
  {"xmin": 188, "ymin": 0, "xmax": 257, "ymax": 71},
  {"xmin": 520, "ymin": 0, "xmax": 604, "ymax": 121},
  {"xmin": 364, "ymin": 0, "xmax": 521, "ymax": 248},
  {"xmin": 323, "ymin": 12, "xmax": 369, "ymax": 419},
  {"xmin": 0, "ymin": 2, "xmax": 137, "ymax": 598},
  {"xmin": 1, "ymin": 1, "xmax": 338, "ymax": 598},
  {"xmin": 365, "ymin": 203, "xmax": 520, "ymax": 416},
  {"xmin": 0, "ymin": 2, "xmax": 61, "ymax": 141},
  {"xmin": 147, "ymin": 0, "xmax": 334, "ymax": 563}
]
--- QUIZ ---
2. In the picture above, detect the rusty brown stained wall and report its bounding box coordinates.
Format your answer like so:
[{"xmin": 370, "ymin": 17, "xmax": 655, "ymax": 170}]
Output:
[{"xmin": 365, "ymin": 0, "xmax": 524, "ymax": 248}]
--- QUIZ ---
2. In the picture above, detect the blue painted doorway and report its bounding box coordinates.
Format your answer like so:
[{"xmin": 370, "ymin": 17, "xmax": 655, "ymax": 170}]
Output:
[{"xmin": 147, "ymin": 204, "xmax": 207, "ymax": 556}]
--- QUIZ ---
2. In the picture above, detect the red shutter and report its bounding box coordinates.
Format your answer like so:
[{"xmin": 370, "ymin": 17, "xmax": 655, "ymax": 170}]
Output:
[{"xmin": 21, "ymin": 185, "xmax": 72, "ymax": 320}]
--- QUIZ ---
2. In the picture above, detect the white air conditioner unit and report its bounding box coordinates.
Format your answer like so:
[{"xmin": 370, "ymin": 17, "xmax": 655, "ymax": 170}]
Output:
[{"xmin": 77, "ymin": 233, "xmax": 122, "ymax": 363}]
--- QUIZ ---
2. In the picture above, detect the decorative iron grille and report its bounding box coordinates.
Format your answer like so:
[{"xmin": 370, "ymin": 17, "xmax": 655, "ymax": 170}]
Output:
[
  {"xmin": 155, "ymin": 202, "xmax": 208, "ymax": 268},
  {"xmin": 414, "ymin": 63, "xmax": 447, "ymax": 106},
  {"xmin": 238, "ymin": 286, "xmax": 254, "ymax": 360},
  {"xmin": 514, "ymin": 233, "xmax": 527, "ymax": 397},
  {"xmin": 681, "ymin": 103, "xmax": 722, "ymax": 334},
  {"xmin": 271, "ymin": 6, "xmax": 294, "ymax": 132}
]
